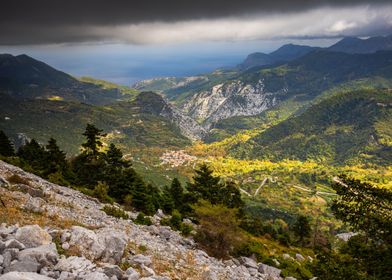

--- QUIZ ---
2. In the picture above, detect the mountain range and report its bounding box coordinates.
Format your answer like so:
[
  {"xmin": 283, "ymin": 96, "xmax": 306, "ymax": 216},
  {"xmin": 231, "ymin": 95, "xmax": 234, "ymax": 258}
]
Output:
[{"xmin": 1, "ymin": 34, "xmax": 392, "ymax": 167}]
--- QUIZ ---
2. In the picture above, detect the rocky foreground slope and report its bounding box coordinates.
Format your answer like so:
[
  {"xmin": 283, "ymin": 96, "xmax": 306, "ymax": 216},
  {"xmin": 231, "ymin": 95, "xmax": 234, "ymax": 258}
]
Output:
[{"xmin": 0, "ymin": 160, "xmax": 305, "ymax": 280}]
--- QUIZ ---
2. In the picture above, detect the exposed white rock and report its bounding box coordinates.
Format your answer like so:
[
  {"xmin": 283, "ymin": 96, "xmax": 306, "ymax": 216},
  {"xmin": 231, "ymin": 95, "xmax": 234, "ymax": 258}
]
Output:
[
  {"xmin": 54, "ymin": 256, "xmax": 95, "ymax": 274},
  {"xmin": 258, "ymin": 263, "xmax": 282, "ymax": 279},
  {"xmin": 15, "ymin": 225, "xmax": 52, "ymax": 249},
  {"xmin": 181, "ymin": 79, "xmax": 282, "ymax": 128},
  {"xmin": 295, "ymin": 253, "xmax": 305, "ymax": 262},
  {"xmin": 96, "ymin": 228, "xmax": 127, "ymax": 264},
  {"xmin": 68, "ymin": 226, "xmax": 104, "ymax": 261},
  {"xmin": 18, "ymin": 244, "xmax": 58, "ymax": 267},
  {"xmin": 336, "ymin": 232, "xmax": 358, "ymax": 242},
  {"xmin": 0, "ymin": 272, "xmax": 54, "ymax": 280}
]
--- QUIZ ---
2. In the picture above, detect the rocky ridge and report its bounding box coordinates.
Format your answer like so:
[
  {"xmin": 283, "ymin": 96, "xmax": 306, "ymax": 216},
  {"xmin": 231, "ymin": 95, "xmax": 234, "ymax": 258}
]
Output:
[
  {"xmin": 181, "ymin": 80, "xmax": 281, "ymax": 129},
  {"xmin": 0, "ymin": 160, "xmax": 303, "ymax": 280},
  {"xmin": 134, "ymin": 92, "xmax": 207, "ymax": 140}
]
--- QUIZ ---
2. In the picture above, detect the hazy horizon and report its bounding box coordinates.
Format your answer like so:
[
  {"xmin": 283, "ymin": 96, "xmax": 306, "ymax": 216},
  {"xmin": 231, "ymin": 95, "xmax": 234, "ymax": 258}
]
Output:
[{"xmin": 0, "ymin": 38, "xmax": 340, "ymax": 85}]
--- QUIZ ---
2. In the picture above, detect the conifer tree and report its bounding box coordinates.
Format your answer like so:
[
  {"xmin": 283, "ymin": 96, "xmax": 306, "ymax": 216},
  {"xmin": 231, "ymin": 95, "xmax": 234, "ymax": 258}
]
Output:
[
  {"xmin": 72, "ymin": 124, "xmax": 106, "ymax": 187},
  {"xmin": 0, "ymin": 130, "xmax": 15, "ymax": 157},
  {"xmin": 331, "ymin": 175, "xmax": 392, "ymax": 243},
  {"xmin": 81, "ymin": 124, "xmax": 105, "ymax": 155},
  {"xmin": 170, "ymin": 178, "xmax": 184, "ymax": 209},
  {"xmin": 106, "ymin": 143, "xmax": 129, "ymax": 167},
  {"xmin": 292, "ymin": 215, "xmax": 311, "ymax": 246},
  {"xmin": 131, "ymin": 177, "xmax": 155, "ymax": 215},
  {"xmin": 17, "ymin": 139, "xmax": 46, "ymax": 171},
  {"xmin": 219, "ymin": 181, "xmax": 244, "ymax": 209},
  {"xmin": 189, "ymin": 164, "xmax": 244, "ymax": 209},
  {"xmin": 45, "ymin": 138, "xmax": 67, "ymax": 175},
  {"xmin": 189, "ymin": 163, "xmax": 222, "ymax": 204},
  {"xmin": 106, "ymin": 167, "xmax": 135, "ymax": 202},
  {"xmin": 161, "ymin": 185, "xmax": 175, "ymax": 214}
]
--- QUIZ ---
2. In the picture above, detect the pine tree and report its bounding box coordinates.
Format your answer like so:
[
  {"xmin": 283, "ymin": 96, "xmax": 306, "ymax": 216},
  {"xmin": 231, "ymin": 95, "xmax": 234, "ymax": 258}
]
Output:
[
  {"xmin": 71, "ymin": 124, "xmax": 106, "ymax": 187},
  {"xmin": 131, "ymin": 176, "xmax": 155, "ymax": 215},
  {"xmin": 106, "ymin": 143, "xmax": 130, "ymax": 168},
  {"xmin": 219, "ymin": 181, "xmax": 244, "ymax": 209},
  {"xmin": 331, "ymin": 175, "xmax": 392, "ymax": 243},
  {"xmin": 189, "ymin": 163, "xmax": 222, "ymax": 204},
  {"xmin": 0, "ymin": 130, "xmax": 15, "ymax": 157},
  {"xmin": 170, "ymin": 178, "xmax": 184, "ymax": 209},
  {"xmin": 148, "ymin": 184, "xmax": 162, "ymax": 212},
  {"xmin": 45, "ymin": 138, "xmax": 67, "ymax": 175},
  {"xmin": 161, "ymin": 186, "xmax": 175, "ymax": 214},
  {"xmin": 17, "ymin": 139, "xmax": 47, "ymax": 171},
  {"xmin": 292, "ymin": 215, "xmax": 311, "ymax": 246},
  {"xmin": 189, "ymin": 164, "xmax": 244, "ymax": 209},
  {"xmin": 81, "ymin": 124, "xmax": 105, "ymax": 155}
]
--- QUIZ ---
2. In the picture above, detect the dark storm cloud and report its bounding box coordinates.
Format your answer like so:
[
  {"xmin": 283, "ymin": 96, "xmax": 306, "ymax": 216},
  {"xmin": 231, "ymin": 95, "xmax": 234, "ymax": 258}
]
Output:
[
  {"xmin": 0, "ymin": 0, "xmax": 391, "ymax": 45},
  {"xmin": 2, "ymin": 0, "xmax": 390, "ymax": 24}
]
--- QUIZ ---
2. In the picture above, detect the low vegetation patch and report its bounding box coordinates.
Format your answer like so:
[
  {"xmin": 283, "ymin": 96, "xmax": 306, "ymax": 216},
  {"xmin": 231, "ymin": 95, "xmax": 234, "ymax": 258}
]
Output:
[{"xmin": 101, "ymin": 205, "xmax": 129, "ymax": 219}]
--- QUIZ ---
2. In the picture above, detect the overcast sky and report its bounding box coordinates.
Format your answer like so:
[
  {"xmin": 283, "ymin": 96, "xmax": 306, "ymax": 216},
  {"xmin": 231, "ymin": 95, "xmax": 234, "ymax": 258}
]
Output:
[{"xmin": 1, "ymin": 0, "xmax": 391, "ymax": 84}]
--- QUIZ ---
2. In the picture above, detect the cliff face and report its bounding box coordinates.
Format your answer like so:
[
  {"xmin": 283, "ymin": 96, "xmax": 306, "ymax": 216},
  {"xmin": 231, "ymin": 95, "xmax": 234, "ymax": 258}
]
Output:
[
  {"xmin": 181, "ymin": 80, "xmax": 282, "ymax": 129},
  {"xmin": 135, "ymin": 91, "xmax": 207, "ymax": 140}
]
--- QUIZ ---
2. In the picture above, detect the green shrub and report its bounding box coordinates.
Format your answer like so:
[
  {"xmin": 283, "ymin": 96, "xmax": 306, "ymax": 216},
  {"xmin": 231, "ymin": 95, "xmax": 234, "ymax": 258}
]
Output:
[
  {"xmin": 134, "ymin": 212, "xmax": 152, "ymax": 226},
  {"xmin": 160, "ymin": 210, "xmax": 193, "ymax": 236},
  {"xmin": 280, "ymin": 259, "xmax": 313, "ymax": 280},
  {"xmin": 102, "ymin": 205, "xmax": 129, "ymax": 219},
  {"xmin": 93, "ymin": 181, "xmax": 113, "ymax": 203},
  {"xmin": 180, "ymin": 223, "xmax": 193, "ymax": 236},
  {"xmin": 193, "ymin": 201, "xmax": 246, "ymax": 259},
  {"xmin": 233, "ymin": 240, "xmax": 268, "ymax": 262}
]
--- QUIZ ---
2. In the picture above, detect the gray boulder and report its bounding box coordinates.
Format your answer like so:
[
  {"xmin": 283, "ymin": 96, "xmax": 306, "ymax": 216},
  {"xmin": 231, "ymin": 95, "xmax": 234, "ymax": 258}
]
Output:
[
  {"xmin": 3, "ymin": 249, "xmax": 18, "ymax": 268},
  {"xmin": 295, "ymin": 254, "xmax": 305, "ymax": 262},
  {"xmin": 125, "ymin": 267, "xmax": 140, "ymax": 280},
  {"xmin": 18, "ymin": 244, "xmax": 58, "ymax": 267},
  {"xmin": 3, "ymin": 260, "xmax": 40, "ymax": 273},
  {"xmin": 24, "ymin": 197, "xmax": 46, "ymax": 214},
  {"xmin": 238, "ymin": 256, "xmax": 258, "ymax": 269},
  {"xmin": 15, "ymin": 225, "xmax": 52, "ymax": 248},
  {"xmin": 140, "ymin": 265, "xmax": 155, "ymax": 277},
  {"xmin": 68, "ymin": 226, "xmax": 104, "ymax": 261},
  {"xmin": 96, "ymin": 228, "xmax": 127, "ymax": 264},
  {"xmin": 258, "ymin": 263, "xmax": 282, "ymax": 279},
  {"xmin": 102, "ymin": 264, "xmax": 124, "ymax": 279},
  {"xmin": 80, "ymin": 271, "xmax": 110, "ymax": 280},
  {"xmin": 12, "ymin": 184, "xmax": 45, "ymax": 198},
  {"xmin": 0, "ymin": 272, "xmax": 55, "ymax": 280},
  {"xmin": 201, "ymin": 270, "xmax": 218, "ymax": 280},
  {"xmin": 0, "ymin": 240, "xmax": 5, "ymax": 253},
  {"xmin": 129, "ymin": 254, "xmax": 152, "ymax": 267},
  {"xmin": 54, "ymin": 256, "xmax": 95, "ymax": 274},
  {"xmin": 5, "ymin": 239, "xmax": 26, "ymax": 250}
]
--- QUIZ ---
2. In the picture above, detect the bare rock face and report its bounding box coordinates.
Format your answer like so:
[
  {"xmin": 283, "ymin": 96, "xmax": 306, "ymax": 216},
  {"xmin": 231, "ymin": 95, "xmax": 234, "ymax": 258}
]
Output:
[
  {"xmin": 15, "ymin": 225, "xmax": 52, "ymax": 249},
  {"xmin": 181, "ymin": 79, "xmax": 282, "ymax": 128}
]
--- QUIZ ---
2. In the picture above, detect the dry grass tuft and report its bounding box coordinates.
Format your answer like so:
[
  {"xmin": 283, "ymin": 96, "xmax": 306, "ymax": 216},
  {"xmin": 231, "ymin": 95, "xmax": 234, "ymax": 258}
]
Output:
[
  {"xmin": 0, "ymin": 191, "xmax": 82, "ymax": 229},
  {"xmin": 7, "ymin": 174, "xmax": 31, "ymax": 186}
]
